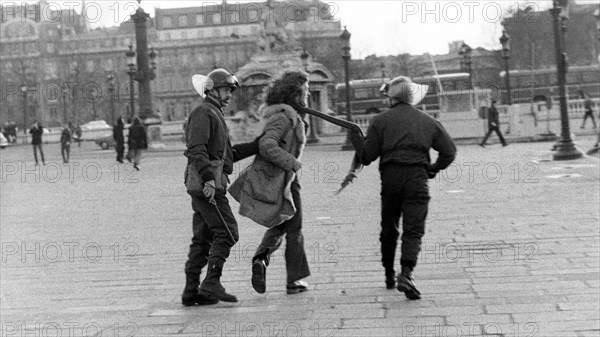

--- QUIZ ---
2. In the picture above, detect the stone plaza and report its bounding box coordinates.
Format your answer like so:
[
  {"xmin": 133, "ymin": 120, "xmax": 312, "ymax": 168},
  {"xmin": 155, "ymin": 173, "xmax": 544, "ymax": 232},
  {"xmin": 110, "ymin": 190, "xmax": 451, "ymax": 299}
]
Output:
[{"xmin": 1, "ymin": 135, "xmax": 599, "ymax": 337}]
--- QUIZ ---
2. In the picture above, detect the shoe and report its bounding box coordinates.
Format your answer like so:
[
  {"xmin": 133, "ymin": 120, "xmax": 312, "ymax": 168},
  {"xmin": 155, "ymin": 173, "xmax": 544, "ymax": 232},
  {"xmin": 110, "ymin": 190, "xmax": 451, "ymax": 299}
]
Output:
[
  {"xmin": 117, "ymin": 159, "xmax": 124, "ymax": 163},
  {"xmin": 134, "ymin": 164, "xmax": 140, "ymax": 171},
  {"xmin": 182, "ymin": 292, "xmax": 219, "ymax": 306},
  {"xmin": 182, "ymin": 273, "xmax": 219, "ymax": 306},
  {"xmin": 396, "ymin": 271, "xmax": 421, "ymax": 300},
  {"xmin": 286, "ymin": 280, "xmax": 309, "ymax": 294},
  {"xmin": 251, "ymin": 259, "xmax": 267, "ymax": 294},
  {"xmin": 502, "ymin": 143, "xmax": 509, "ymax": 147},
  {"xmin": 479, "ymin": 144, "xmax": 485, "ymax": 148},
  {"xmin": 199, "ymin": 286, "xmax": 237, "ymax": 303},
  {"xmin": 385, "ymin": 271, "xmax": 396, "ymax": 290}
]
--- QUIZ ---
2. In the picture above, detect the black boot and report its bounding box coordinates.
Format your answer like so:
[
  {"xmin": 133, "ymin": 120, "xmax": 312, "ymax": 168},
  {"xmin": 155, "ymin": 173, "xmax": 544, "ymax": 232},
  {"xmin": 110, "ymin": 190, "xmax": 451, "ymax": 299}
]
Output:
[
  {"xmin": 385, "ymin": 268, "xmax": 396, "ymax": 289},
  {"xmin": 182, "ymin": 273, "xmax": 218, "ymax": 306},
  {"xmin": 251, "ymin": 259, "xmax": 267, "ymax": 294},
  {"xmin": 199, "ymin": 259, "xmax": 238, "ymax": 303},
  {"xmin": 396, "ymin": 266, "xmax": 421, "ymax": 300}
]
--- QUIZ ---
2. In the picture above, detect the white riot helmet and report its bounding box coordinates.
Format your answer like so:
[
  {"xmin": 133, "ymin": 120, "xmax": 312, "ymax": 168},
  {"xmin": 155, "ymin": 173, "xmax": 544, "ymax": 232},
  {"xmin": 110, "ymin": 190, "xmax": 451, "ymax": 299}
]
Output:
[{"xmin": 379, "ymin": 76, "xmax": 429, "ymax": 106}]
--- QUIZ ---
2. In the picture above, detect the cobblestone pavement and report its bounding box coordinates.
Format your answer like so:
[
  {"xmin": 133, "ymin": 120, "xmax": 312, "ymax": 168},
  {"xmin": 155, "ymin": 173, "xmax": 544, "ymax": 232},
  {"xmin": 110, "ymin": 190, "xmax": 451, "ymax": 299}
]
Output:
[{"xmin": 1, "ymin": 137, "xmax": 599, "ymax": 337}]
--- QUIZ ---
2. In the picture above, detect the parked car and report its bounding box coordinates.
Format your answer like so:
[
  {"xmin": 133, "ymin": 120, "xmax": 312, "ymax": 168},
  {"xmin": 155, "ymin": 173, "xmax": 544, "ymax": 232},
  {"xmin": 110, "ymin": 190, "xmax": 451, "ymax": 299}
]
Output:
[
  {"xmin": 81, "ymin": 120, "xmax": 111, "ymax": 131},
  {"xmin": 94, "ymin": 124, "xmax": 130, "ymax": 150},
  {"xmin": 94, "ymin": 133, "xmax": 115, "ymax": 150},
  {"xmin": 0, "ymin": 133, "xmax": 8, "ymax": 149}
]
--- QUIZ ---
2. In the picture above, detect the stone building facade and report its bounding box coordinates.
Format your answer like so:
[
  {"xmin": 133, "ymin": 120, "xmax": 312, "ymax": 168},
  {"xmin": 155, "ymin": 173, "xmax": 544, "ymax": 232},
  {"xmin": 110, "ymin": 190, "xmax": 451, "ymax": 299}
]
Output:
[{"xmin": 0, "ymin": 0, "xmax": 343, "ymax": 129}]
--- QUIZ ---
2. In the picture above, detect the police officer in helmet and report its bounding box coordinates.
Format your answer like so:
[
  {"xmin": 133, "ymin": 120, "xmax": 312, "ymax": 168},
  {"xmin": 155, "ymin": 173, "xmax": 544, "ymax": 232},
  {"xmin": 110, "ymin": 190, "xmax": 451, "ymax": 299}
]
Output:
[
  {"xmin": 352, "ymin": 75, "xmax": 456, "ymax": 299},
  {"xmin": 182, "ymin": 68, "xmax": 260, "ymax": 305}
]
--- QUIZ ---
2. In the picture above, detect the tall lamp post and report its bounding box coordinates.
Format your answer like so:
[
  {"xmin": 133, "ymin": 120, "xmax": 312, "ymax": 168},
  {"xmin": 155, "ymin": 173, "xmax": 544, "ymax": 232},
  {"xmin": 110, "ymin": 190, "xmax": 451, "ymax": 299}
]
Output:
[
  {"xmin": 459, "ymin": 43, "xmax": 473, "ymax": 89},
  {"xmin": 107, "ymin": 74, "xmax": 116, "ymax": 125},
  {"xmin": 550, "ymin": 0, "xmax": 583, "ymax": 160},
  {"xmin": 61, "ymin": 85, "xmax": 69, "ymax": 125},
  {"xmin": 21, "ymin": 84, "xmax": 27, "ymax": 134},
  {"xmin": 499, "ymin": 30, "xmax": 512, "ymax": 105},
  {"xmin": 73, "ymin": 63, "xmax": 80, "ymax": 123},
  {"xmin": 588, "ymin": 7, "xmax": 600, "ymax": 154},
  {"xmin": 340, "ymin": 26, "xmax": 354, "ymax": 151},
  {"xmin": 126, "ymin": 45, "xmax": 136, "ymax": 121},
  {"xmin": 301, "ymin": 49, "xmax": 320, "ymax": 144}
]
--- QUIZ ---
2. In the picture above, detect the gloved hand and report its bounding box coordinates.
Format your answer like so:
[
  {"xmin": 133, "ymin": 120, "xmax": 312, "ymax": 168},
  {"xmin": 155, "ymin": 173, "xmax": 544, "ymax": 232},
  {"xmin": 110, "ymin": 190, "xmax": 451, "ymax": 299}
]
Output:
[
  {"xmin": 203, "ymin": 180, "xmax": 216, "ymax": 200},
  {"xmin": 427, "ymin": 163, "xmax": 439, "ymax": 179}
]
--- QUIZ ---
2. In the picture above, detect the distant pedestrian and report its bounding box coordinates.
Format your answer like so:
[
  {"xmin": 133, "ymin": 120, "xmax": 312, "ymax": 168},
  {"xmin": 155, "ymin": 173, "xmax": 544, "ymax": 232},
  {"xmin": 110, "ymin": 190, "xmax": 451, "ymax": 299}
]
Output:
[
  {"xmin": 113, "ymin": 117, "xmax": 125, "ymax": 163},
  {"xmin": 60, "ymin": 124, "xmax": 72, "ymax": 163},
  {"xmin": 480, "ymin": 99, "xmax": 508, "ymax": 147},
  {"xmin": 127, "ymin": 116, "xmax": 147, "ymax": 170},
  {"xmin": 580, "ymin": 91, "xmax": 596, "ymax": 129},
  {"xmin": 229, "ymin": 70, "xmax": 311, "ymax": 296},
  {"xmin": 352, "ymin": 75, "xmax": 456, "ymax": 299},
  {"xmin": 29, "ymin": 119, "xmax": 45, "ymax": 165},
  {"xmin": 72, "ymin": 122, "xmax": 82, "ymax": 147}
]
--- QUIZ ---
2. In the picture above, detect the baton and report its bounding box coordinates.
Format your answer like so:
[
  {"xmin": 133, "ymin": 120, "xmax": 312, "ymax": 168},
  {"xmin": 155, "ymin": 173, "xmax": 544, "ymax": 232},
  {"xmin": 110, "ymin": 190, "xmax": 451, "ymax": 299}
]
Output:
[
  {"xmin": 291, "ymin": 105, "xmax": 365, "ymax": 194},
  {"xmin": 209, "ymin": 197, "xmax": 237, "ymax": 244}
]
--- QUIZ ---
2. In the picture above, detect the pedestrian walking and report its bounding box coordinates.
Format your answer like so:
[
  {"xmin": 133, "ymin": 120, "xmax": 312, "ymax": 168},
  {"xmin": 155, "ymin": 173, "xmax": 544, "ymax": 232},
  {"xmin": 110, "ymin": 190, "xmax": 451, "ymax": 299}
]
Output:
[
  {"xmin": 127, "ymin": 116, "xmax": 147, "ymax": 171},
  {"xmin": 229, "ymin": 71, "xmax": 311, "ymax": 296},
  {"xmin": 113, "ymin": 117, "xmax": 125, "ymax": 163},
  {"xmin": 181, "ymin": 68, "xmax": 260, "ymax": 306},
  {"xmin": 480, "ymin": 99, "xmax": 508, "ymax": 147},
  {"xmin": 29, "ymin": 119, "xmax": 45, "ymax": 165},
  {"xmin": 352, "ymin": 75, "xmax": 456, "ymax": 299},
  {"xmin": 580, "ymin": 90, "xmax": 596, "ymax": 129},
  {"xmin": 60, "ymin": 124, "xmax": 72, "ymax": 164},
  {"xmin": 72, "ymin": 122, "xmax": 82, "ymax": 147}
]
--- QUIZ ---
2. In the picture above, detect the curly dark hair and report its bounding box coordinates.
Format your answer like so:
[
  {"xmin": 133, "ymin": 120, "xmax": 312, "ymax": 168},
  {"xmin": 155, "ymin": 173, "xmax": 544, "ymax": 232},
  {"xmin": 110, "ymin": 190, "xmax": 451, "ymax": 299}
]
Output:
[{"xmin": 265, "ymin": 71, "xmax": 309, "ymax": 106}]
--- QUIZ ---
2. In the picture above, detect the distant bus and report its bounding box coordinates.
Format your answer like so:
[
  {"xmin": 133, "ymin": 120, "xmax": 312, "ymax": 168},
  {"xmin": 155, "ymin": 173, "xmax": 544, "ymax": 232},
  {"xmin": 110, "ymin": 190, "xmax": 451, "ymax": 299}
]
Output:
[
  {"xmin": 501, "ymin": 65, "xmax": 600, "ymax": 104},
  {"xmin": 334, "ymin": 73, "xmax": 472, "ymax": 116}
]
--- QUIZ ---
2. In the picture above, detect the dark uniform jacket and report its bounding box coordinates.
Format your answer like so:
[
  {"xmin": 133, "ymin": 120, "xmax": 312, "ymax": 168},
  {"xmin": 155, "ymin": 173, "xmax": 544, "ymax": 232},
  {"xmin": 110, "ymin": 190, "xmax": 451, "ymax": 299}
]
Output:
[
  {"xmin": 359, "ymin": 102, "xmax": 456, "ymax": 172},
  {"xmin": 488, "ymin": 105, "xmax": 500, "ymax": 129},
  {"xmin": 184, "ymin": 95, "xmax": 258, "ymax": 183}
]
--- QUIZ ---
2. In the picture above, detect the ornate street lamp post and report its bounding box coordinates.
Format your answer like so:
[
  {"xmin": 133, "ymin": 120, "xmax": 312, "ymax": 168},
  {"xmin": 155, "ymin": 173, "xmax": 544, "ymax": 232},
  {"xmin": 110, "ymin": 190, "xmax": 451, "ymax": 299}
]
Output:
[
  {"xmin": 127, "ymin": 1, "xmax": 162, "ymax": 148},
  {"xmin": 459, "ymin": 43, "xmax": 473, "ymax": 89},
  {"xmin": 107, "ymin": 74, "xmax": 116, "ymax": 125},
  {"xmin": 62, "ymin": 85, "xmax": 69, "ymax": 124},
  {"xmin": 340, "ymin": 26, "xmax": 354, "ymax": 151},
  {"xmin": 499, "ymin": 30, "xmax": 512, "ymax": 105},
  {"xmin": 130, "ymin": 4, "xmax": 158, "ymax": 123},
  {"xmin": 73, "ymin": 63, "xmax": 80, "ymax": 123},
  {"xmin": 21, "ymin": 84, "xmax": 27, "ymax": 134},
  {"xmin": 301, "ymin": 49, "xmax": 320, "ymax": 144},
  {"xmin": 550, "ymin": 0, "xmax": 583, "ymax": 160},
  {"xmin": 587, "ymin": 7, "xmax": 600, "ymax": 155},
  {"xmin": 126, "ymin": 45, "xmax": 136, "ymax": 121}
]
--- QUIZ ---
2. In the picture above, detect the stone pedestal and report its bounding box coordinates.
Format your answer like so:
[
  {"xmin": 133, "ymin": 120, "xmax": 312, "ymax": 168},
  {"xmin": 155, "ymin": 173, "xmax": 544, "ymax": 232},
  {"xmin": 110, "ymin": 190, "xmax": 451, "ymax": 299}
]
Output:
[{"xmin": 145, "ymin": 123, "xmax": 165, "ymax": 150}]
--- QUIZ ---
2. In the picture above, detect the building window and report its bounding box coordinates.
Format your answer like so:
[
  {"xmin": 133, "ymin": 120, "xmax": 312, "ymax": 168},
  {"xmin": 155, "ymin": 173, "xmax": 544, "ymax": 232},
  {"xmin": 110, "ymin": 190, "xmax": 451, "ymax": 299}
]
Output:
[
  {"xmin": 248, "ymin": 10, "xmax": 258, "ymax": 22},
  {"xmin": 86, "ymin": 60, "xmax": 95, "ymax": 72},
  {"xmin": 213, "ymin": 13, "xmax": 221, "ymax": 24},
  {"xmin": 163, "ymin": 16, "xmax": 172, "ymax": 28},
  {"xmin": 226, "ymin": 12, "xmax": 239, "ymax": 24},
  {"xmin": 179, "ymin": 15, "xmax": 188, "ymax": 27},
  {"xmin": 124, "ymin": 38, "xmax": 131, "ymax": 46},
  {"xmin": 196, "ymin": 14, "xmax": 204, "ymax": 25}
]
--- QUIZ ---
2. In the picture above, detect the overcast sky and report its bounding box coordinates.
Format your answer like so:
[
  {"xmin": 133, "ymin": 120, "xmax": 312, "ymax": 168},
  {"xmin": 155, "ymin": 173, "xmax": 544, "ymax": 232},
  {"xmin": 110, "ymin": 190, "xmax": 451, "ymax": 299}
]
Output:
[{"xmin": 5, "ymin": 0, "xmax": 599, "ymax": 58}]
